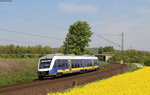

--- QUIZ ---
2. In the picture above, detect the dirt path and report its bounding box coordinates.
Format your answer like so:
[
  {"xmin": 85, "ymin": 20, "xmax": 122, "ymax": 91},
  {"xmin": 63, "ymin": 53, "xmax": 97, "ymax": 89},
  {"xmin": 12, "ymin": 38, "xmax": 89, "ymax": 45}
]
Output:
[
  {"xmin": 134, "ymin": 63, "xmax": 144, "ymax": 68},
  {"xmin": 0, "ymin": 63, "xmax": 129, "ymax": 95}
]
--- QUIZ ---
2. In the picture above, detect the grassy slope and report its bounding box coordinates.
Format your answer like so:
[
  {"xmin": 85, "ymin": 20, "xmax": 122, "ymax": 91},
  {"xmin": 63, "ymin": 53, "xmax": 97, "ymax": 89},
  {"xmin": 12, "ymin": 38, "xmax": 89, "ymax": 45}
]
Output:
[
  {"xmin": 100, "ymin": 61, "xmax": 109, "ymax": 66},
  {"xmin": 0, "ymin": 58, "xmax": 38, "ymax": 86},
  {"xmin": 125, "ymin": 63, "xmax": 140, "ymax": 72}
]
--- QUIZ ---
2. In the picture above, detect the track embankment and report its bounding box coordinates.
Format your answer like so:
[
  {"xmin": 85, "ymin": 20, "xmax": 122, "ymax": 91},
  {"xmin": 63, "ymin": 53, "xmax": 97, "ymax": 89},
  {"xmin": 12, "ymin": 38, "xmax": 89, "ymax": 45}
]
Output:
[{"xmin": 0, "ymin": 63, "xmax": 129, "ymax": 95}]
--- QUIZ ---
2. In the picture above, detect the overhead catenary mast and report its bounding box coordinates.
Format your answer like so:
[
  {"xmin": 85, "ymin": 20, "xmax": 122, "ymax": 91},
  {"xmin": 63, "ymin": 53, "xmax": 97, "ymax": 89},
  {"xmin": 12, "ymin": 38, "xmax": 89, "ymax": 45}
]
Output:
[{"xmin": 121, "ymin": 32, "xmax": 124, "ymax": 51}]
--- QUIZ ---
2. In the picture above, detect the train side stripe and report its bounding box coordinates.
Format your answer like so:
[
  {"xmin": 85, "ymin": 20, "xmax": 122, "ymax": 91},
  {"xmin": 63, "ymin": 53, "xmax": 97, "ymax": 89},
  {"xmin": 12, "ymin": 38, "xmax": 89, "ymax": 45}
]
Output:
[{"xmin": 57, "ymin": 66, "xmax": 99, "ymax": 73}]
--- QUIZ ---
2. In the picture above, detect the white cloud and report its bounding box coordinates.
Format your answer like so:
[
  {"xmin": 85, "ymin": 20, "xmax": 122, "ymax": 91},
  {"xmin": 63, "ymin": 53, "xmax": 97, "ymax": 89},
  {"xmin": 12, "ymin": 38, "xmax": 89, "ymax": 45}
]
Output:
[{"xmin": 58, "ymin": 3, "xmax": 99, "ymax": 13}]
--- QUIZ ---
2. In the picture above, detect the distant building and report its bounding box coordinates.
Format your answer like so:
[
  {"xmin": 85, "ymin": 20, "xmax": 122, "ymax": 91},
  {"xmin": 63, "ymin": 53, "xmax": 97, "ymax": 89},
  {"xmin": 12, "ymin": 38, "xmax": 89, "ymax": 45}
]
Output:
[{"xmin": 95, "ymin": 54, "xmax": 113, "ymax": 62}]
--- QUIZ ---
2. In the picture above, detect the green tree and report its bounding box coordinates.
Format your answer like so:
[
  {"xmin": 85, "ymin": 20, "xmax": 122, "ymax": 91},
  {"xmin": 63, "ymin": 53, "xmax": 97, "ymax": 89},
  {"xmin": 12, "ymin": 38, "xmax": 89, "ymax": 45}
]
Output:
[
  {"xmin": 63, "ymin": 21, "xmax": 93, "ymax": 55},
  {"xmin": 84, "ymin": 48, "xmax": 94, "ymax": 55},
  {"xmin": 56, "ymin": 46, "xmax": 65, "ymax": 53},
  {"xmin": 7, "ymin": 44, "xmax": 15, "ymax": 54},
  {"xmin": 103, "ymin": 46, "xmax": 114, "ymax": 52},
  {"xmin": 42, "ymin": 46, "xmax": 53, "ymax": 54},
  {"xmin": 98, "ymin": 46, "xmax": 114, "ymax": 54},
  {"xmin": 98, "ymin": 47, "xmax": 103, "ymax": 54}
]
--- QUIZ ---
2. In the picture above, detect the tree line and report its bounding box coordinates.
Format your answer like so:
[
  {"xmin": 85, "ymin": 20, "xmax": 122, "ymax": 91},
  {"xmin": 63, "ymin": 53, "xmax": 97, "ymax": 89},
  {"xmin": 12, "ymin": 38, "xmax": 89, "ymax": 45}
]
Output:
[
  {"xmin": 108, "ymin": 49, "xmax": 150, "ymax": 65},
  {"xmin": 0, "ymin": 44, "xmax": 95, "ymax": 58},
  {"xmin": 0, "ymin": 45, "xmax": 54, "ymax": 58}
]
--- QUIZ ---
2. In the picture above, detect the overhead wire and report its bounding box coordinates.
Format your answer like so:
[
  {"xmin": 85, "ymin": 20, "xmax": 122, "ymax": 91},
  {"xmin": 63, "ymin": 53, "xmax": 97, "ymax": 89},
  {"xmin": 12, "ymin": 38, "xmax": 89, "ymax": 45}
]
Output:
[
  {"xmin": 0, "ymin": 38, "xmax": 39, "ymax": 44},
  {"xmin": 0, "ymin": 10, "xmax": 66, "ymax": 46},
  {"xmin": 97, "ymin": 34, "xmax": 122, "ymax": 36},
  {"xmin": 0, "ymin": 27, "xmax": 63, "ymax": 40},
  {"xmin": 96, "ymin": 34, "xmax": 121, "ymax": 47},
  {"xmin": 0, "ymin": 10, "xmax": 64, "ymax": 30}
]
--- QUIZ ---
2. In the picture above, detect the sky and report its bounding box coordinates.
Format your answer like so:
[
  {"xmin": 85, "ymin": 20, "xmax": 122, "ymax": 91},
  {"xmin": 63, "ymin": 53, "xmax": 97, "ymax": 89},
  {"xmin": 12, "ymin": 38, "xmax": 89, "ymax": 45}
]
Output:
[{"xmin": 0, "ymin": 0, "xmax": 150, "ymax": 51}]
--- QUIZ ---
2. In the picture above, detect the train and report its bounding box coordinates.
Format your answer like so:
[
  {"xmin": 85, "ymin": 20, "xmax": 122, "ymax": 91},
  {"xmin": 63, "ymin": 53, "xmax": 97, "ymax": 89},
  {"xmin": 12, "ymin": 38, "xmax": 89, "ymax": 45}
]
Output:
[{"xmin": 38, "ymin": 54, "xmax": 100, "ymax": 79}]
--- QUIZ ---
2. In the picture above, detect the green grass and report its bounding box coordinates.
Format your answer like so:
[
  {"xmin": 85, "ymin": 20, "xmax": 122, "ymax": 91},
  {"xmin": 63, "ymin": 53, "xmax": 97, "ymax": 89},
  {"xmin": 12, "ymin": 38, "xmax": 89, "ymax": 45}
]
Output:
[
  {"xmin": 100, "ymin": 61, "xmax": 109, "ymax": 66},
  {"xmin": 0, "ymin": 58, "xmax": 39, "ymax": 86},
  {"xmin": 125, "ymin": 63, "xmax": 140, "ymax": 72}
]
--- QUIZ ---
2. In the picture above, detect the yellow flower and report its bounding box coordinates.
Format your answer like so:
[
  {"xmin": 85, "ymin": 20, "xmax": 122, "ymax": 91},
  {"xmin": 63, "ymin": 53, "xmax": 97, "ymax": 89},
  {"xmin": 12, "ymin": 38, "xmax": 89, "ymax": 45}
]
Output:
[{"xmin": 48, "ymin": 67, "xmax": 150, "ymax": 95}]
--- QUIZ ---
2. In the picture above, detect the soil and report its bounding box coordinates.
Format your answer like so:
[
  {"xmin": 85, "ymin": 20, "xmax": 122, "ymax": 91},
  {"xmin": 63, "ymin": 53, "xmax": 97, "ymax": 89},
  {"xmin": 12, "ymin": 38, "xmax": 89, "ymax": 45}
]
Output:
[
  {"xmin": 0, "ymin": 63, "xmax": 129, "ymax": 95},
  {"xmin": 0, "ymin": 58, "xmax": 26, "ymax": 73}
]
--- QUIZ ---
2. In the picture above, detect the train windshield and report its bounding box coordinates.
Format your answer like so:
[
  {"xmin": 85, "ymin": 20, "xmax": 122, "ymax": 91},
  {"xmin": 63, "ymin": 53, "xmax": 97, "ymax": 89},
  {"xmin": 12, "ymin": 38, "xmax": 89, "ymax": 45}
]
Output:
[{"xmin": 39, "ymin": 59, "xmax": 52, "ymax": 69}]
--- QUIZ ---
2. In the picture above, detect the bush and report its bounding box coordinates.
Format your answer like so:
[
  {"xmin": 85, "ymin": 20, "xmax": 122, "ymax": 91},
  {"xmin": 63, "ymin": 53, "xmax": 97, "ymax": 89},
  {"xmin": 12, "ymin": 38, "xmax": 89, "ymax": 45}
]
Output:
[{"xmin": 144, "ymin": 60, "xmax": 150, "ymax": 66}]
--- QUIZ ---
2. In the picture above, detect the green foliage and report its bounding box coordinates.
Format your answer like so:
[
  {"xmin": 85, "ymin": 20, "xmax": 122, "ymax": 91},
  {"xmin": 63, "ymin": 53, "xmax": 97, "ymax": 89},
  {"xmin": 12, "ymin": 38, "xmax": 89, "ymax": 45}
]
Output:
[
  {"xmin": 103, "ymin": 46, "xmax": 114, "ymax": 52},
  {"xmin": 108, "ymin": 49, "xmax": 150, "ymax": 64},
  {"xmin": 144, "ymin": 60, "xmax": 150, "ymax": 66},
  {"xmin": 84, "ymin": 48, "xmax": 94, "ymax": 55},
  {"xmin": 89, "ymin": 48, "xmax": 99, "ymax": 54},
  {"xmin": 63, "ymin": 21, "xmax": 93, "ymax": 55},
  {"xmin": 0, "ymin": 45, "xmax": 54, "ymax": 58},
  {"xmin": 98, "ymin": 47, "xmax": 103, "ymax": 54},
  {"xmin": 126, "ymin": 63, "xmax": 140, "ymax": 72},
  {"xmin": 56, "ymin": 46, "xmax": 65, "ymax": 54},
  {"xmin": 98, "ymin": 56, "xmax": 104, "ymax": 61},
  {"xmin": 100, "ymin": 61, "xmax": 109, "ymax": 66},
  {"xmin": 98, "ymin": 46, "xmax": 114, "ymax": 54}
]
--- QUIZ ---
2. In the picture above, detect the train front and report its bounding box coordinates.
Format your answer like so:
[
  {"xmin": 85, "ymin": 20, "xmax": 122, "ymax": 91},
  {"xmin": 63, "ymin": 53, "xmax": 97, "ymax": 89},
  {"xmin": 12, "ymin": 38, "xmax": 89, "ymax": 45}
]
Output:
[{"xmin": 38, "ymin": 58, "xmax": 55, "ymax": 79}]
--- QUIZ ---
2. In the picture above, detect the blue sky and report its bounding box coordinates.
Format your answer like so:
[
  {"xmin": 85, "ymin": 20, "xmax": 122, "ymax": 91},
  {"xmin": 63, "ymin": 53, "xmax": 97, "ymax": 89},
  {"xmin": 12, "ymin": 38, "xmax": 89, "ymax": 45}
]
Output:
[{"xmin": 0, "ymin": 0, "xmax": 150, "ymax": 51}]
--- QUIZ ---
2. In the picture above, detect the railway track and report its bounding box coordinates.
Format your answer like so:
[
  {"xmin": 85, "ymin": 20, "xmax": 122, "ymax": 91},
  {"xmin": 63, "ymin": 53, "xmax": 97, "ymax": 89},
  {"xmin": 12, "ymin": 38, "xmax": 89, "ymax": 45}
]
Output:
[{"xmin": 0, "ymin": 63, "xmax": 129, "ymax": 95}]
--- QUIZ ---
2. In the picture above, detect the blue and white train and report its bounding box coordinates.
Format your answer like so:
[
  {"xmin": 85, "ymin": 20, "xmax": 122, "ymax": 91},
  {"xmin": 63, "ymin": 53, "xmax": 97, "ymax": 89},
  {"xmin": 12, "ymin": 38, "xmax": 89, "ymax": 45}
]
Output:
[{"xmin": 38, "ymin": 54, "xmax": 99, "ymax": 79}]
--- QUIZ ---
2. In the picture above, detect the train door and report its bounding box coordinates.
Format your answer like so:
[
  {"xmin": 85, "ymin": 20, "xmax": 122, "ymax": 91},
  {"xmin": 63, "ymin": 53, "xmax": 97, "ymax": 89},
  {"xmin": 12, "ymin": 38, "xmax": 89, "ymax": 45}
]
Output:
[
  {"xmin": 92, "ymin": 59, "xmax": 94, "ymax": 69},
  {"xmin": 68, "ymin": 60, "xmax": 72, "ymax": 72}
]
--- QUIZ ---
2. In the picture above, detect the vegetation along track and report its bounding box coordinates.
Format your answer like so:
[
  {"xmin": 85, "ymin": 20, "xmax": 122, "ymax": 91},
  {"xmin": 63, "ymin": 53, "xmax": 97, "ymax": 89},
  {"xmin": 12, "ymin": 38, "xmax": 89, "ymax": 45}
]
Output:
[{"xmin": 0, "ymin": 63, "xmax": 129, "ymax": 95}]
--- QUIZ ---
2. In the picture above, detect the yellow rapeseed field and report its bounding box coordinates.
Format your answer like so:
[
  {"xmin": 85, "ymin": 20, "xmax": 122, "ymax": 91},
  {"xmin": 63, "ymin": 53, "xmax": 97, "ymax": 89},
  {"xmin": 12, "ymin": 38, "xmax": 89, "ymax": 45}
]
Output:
[{"xmin": 48, "ymin": 67, "xmax": 150, "ymax": 95}]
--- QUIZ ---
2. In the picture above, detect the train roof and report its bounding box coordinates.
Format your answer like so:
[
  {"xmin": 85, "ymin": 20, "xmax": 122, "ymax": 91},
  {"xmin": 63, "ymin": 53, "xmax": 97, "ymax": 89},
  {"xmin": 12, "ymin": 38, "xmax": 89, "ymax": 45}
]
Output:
[{"xmin": 40, "ymin": 53, "xmax": 97, "ymax": 59}]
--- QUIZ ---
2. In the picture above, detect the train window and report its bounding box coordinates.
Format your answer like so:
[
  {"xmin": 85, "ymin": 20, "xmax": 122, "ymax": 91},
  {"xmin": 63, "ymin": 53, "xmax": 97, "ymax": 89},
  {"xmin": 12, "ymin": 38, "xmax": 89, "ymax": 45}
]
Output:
[
  {"xmin": 78, "ymin": 63, "xmax": 80, "ymax": 67},
  {"xmin": 53, "ymin": 59, "xmax": 68, "ymax": 67},
  {"xmin": 90, "ymin": 60, "xmax": 92, "ymax": 66},
  {"xmin": 58, "ymin": 60, "xmax": 62, "ymax": 67},
  {"xmin": 62, "ymin": 59, "xmax": 68, "ymax": 67},
  {"xmin": 75, "ymin": 63, "xmax": 77, "ymax": 68},
  {"xmin": 71, "ymin": 60, "xmax": 74, "ymax": 68},
  {"xmin": 81, "ymin": 60, "xmax": 83, "ymax": 64},
  {"xmin": 86, "ymin": 60, "xmax": 88, "ymax": 66},
  {"xmin": 72, "ymin": 64, "xmax": 74, "ymax": 68},
  {"xmin": 86, "ymin": 59, "xmax": 92, "ymax": 67},
  {"xmin": 79, "ymin": 60, "xmax": 82, "ymax": 67},
  {"xmin": 94, "ymin": 59, "xmax": 99, "ymax": 66},
  {"xmin": 40, "ymin": 59, "xmax": 51, "ymax": 69},
  {"xmin": 88, "ymin": 59, "xmax": 90, "ymax": 66},
  {"xmin": 54, "ymin": 60, "xmax": 58, "ymax": 68},
  {"xmin": 84, "ymin": 59, "xmax": 87, "ymax": 66},
  {"xmin": 72, "ymin": 60, "xmax": 76, "ymax": 68},
  {"xmin": 77, "ymin": 60, "xmax": 80, "ymax": 64},
  {"xmin": 75, "ymin": 60, "xmax": 78, "ymax": 67},
  {"xmin": 75, "ymin": 60, "xmax": 78, "ymax": 64},
  {"xmin": 71, "ymin": 60, "xmax": 74, "ymax": 64},
  {"xmin": 79, "ymin": 60, "xmax": 82, "ymax": 64},
  {"xmin": 71, "ymin": 59, "xmax": 80, "ymax": 68},
  {"xmin": 74, "ymin": 63, "xmax": 78, "ymax": 68},
  {"xmin": 87, "ymin": 60, "xmax": 89, "ymax": 66},
  {"xmin": 82, "ymin": 59, "xmax": 85, "ymax": 66}
]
